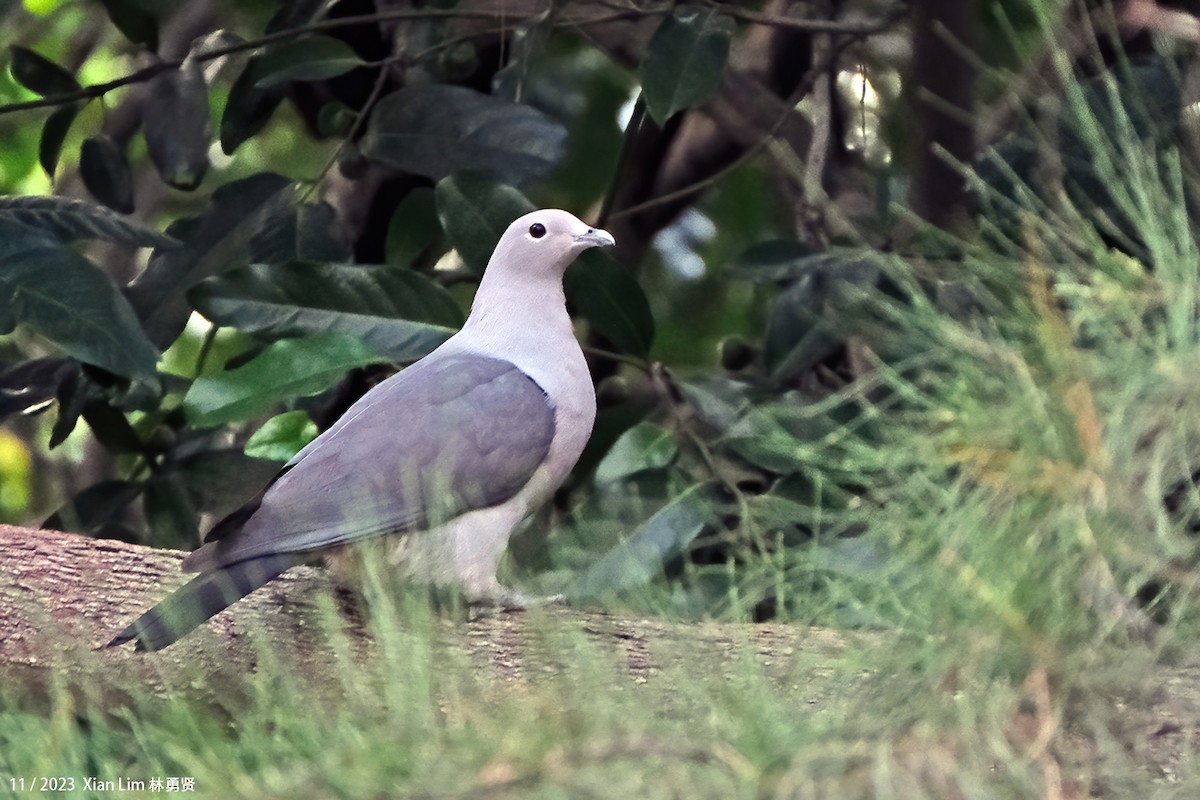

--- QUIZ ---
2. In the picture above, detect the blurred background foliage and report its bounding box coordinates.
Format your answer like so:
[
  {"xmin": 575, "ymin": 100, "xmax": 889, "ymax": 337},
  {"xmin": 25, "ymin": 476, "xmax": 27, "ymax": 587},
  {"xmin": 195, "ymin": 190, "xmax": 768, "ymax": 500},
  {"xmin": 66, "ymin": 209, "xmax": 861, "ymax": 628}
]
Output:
[{"xmin": 1, "ymin": 0, "xmax": 1200, "ymax": 643}]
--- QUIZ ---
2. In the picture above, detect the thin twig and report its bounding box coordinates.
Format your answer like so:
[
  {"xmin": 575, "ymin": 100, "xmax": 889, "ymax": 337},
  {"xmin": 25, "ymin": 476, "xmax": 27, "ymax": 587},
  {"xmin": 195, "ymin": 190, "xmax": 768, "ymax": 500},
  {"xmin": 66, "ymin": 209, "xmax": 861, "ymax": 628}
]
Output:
[
  {"xmin": 710, "ymin": 1, "xmax": 907, "ymax": 35},
  {"xmin": 193, "ymin": 323, "xmax": 219, "ymax": 379},
  {"xmin": 0, "ymin": 3, "xmax": 904, "ymax": 117},
  {"xmin": 597, "ymin": 94, "xmax": 646, "ymax": 229},
  {"xmin": 301, "ymin": 16, "xmax": 535, "ymax": 187},
  {"xmin": 1, "ymin": 61, "xmax": 175, "ymax": 114},
  {"xmin": 581, "ymin": 345, "xmax": 652, "ymax": 372},
  {"xmin": 301, "ymin": 37, "xmax": 396, "ymax": 201},
  {"xmin": 608, "ymin": 20, "xmax": 886, "ymax": 223},
  {"xmin": 0, "ymin": 5, "xmax": 548, "ymax": 116}
]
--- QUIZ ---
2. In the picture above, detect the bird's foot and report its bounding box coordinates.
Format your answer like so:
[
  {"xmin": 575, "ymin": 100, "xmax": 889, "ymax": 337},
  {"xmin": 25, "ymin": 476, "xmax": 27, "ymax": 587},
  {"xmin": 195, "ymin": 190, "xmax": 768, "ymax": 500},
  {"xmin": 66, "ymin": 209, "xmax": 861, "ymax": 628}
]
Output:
[{"xmin": 472, "ymin": 587, "xmax": 566, "ymax": 611}]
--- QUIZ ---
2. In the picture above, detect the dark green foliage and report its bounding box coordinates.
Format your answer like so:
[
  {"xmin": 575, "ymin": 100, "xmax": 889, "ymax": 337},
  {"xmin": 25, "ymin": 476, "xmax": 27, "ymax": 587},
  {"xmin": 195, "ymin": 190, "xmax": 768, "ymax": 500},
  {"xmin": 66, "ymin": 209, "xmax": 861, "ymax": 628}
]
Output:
[
  {"xmin": 0, "ymin": 357, "xmax": 75, "ymax": 422},
  {"xmin": 126, "ymin": 172, "xmax": 291, "ymax": 347},
  {"xmin": 44, "ymin": 479, "xmax": 144, "ymax": 537},
  {"xmin": 594, "ymin": 421, "xmax": 677, "ymax": 484},
  {"xmin": 47, "ymin": 362, "xmax": 87, "ymax": 446},
  {"xmin": 252, "ymin": 36, "xmax": 362, "ymax": 89},
  {"xmin": 572, "ymin": 485, "xmax": 713, "ymax": 599},
  {"xmin": 316, "ymin": 100, "xmax": 356, "ymax": 137},
  {"xmin": 38, "ymin": 102, "xmax": 78, "ymax": 176},
  {"xmin": 191, "ymin": 262, "xmax": 461, "ymax": 362},
  {"xmin": 3, "ymin": 0, "xmax": 1194, "ymax": 628},
  {"xmin": 754, "ymin": 250, "xmax": 892, "ymax": 384},
  {"xmin": 973, "ymin": 55, "xmax": 1185, "ymax": 258},
  {"xmin": 143, "ymin": 473, "xmax": 200, "ymax": 545},
  {"xmin": 638, "ymin": 5, "xmax": 734, "ymax": 125},
  {"xmin": 173, "ymin": 448, "xmax": 281, "ymax": 522},
  {"xmin": 0, "ymin": 221, "xmax": 159, "ymax": 380},
  {"xmin": 80, "ymin": 398, "xmax": 146, "ymax": 454},
  {"xmin": 362, "ymin": 85, "xmax": 568, "ymax": 186},
  {"xmin": 385, "ymin": 188, "xmax": 440, "ymax": 269},
  {"xmin": 564, "ymin": 250, "xmax": 656, "ymax": 358},
  {"xmin": 80, "ymin": 135, "xmax": 135, "ymax": 213},
  {"xmin": 183, "ymin": 332, "xmax": 385, "ymax": 427},
  {"xmin": 0, "ymin": 195, "xmax": 173, "ymax": 248},
  {"xmin": 248, "ymin": 202, "xmax": 353, "ymax": 264},
  {"xmin": 0, "ymin": 1, "xmax": 669, "ymax": 565},
  {"xmin": 434, "ymin": 171, "xmax": 535, "ymax": 273},
  {"xmin": 8, "ymin": 46, "xmax": 79, "ymax": 96},
  {"xmin": 219, "ymin": 57, "xmax": 286, "ymax": 155},
  {"xmin": 98, "ymin": 0, "xmax": 163, "ymax": 49}
]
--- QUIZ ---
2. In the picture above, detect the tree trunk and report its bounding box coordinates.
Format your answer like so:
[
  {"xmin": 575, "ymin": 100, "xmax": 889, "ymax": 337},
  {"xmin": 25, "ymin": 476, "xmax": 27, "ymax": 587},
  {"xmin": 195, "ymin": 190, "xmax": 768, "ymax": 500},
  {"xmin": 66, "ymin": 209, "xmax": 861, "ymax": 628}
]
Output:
[
  {"xmin": 909, "ymin": 0, "xmax": 976, "ymax": 229},
  {"xmin": 0, "ymin": 525, "xmax": 850, "ymax": 713}
]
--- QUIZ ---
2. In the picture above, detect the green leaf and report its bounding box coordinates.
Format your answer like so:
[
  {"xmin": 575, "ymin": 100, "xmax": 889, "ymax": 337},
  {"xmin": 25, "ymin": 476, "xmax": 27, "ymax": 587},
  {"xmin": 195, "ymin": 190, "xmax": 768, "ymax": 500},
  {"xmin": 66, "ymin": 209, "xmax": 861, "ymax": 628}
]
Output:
[
  {"xmin": 385, "ymin": 188, "xmax": 440, "ymax": 269},
  {"xmin": 434, "ymin": 172, "xmax": 534, "ymax": 273},
  {"xmin": 220, "ymin": 57, "xmax": 286, "ymax": 154},
  {"xmin": 564, "ymin": 250, "xmax": 655, "ymax": 358},
  {"xmin": 594, "ymin": 421, "xmax": 677, "ymax": 483},
  {"xmin": 82, "ymin": 400, "xmax": 144, "ymax": 453},
  {"xmin": 9, "ymin": 46, "xmax": 80, "ymax": 97},
  {"xmin": 575, "ymin": 401, "xmax": 653, "ymax": 478},
  {"xmin": 744, "ymin": 481, "xmax": 866, "ymax": 543},
  {"xmin": 143, "ymin": 473, "xmax": 200, "ymax": 546},
  {"xmin": 80, "ymin": 135, "xmax": 135, "ymax": 214},
  {"xmin": 265, "ymin": 0, "xmax": 327, "ymax": 33},
  {"xmin": 39, "ymin": 102, "xmax": 80, "ymax": 176},
  {"xmin": 144, "ymin": 60, "xmax": 211, "ymax": 190},
  {"xmin": 245, "ymin": 409, "xmax": 318, "ymax": 461},
  {"xmin": 249, "ymin": 202, "xmax": 352, "ymax": 264},
  {"xmin": 677, "ymin": 377, "xmax": 749, "ymax": 433},
  {"xmin": 760, "ymin": 253, "xmax": 885, "ymax": 382},
  {"xmin": 764, "ymin": 281, "xmax": 837, "ymax": 382},
  {"xmin": 0, "ymin": 358, "xmax": 75, "ymax": 423},
  {"xmin": 49, "ymin": 364, "xmax": 87, "ymax": 447},
  {"xmin": 0, "ymin": 228, "xmax": 160, "ymax": 380},
  {"xmin": 362, "ymin": 84, "xmax": 567, "ymax": 186},
  {"xmin": 44, "ymin": 479, "xmax": 143, "ymax": 535},
  {"xmin": 183, "ymin": 332, "xmax": 385, "ymax": 427},
  {"xmin": 98, "ymin": 0, "xmax": 160, "ymax": 49},
  {"xmin": 571, "ymin": 486, "xmax": 712, "ymax": 598},
  {"xmin": 744, "ymin": 493, "xmax": 813, "ymax": 532},
  {"xmin": 730, "ymin": 240, "xmax": 816, "ymax": 281},
  {"xmin": 725, "ymin": 402, "xmax": 842, "ymax": 476},
  {"xmin": 639, "ymin": 5, "xmax": 734, "ymax": 125},
  {"xmin": 317, "ymin": 101, "xmax": 356, "ymax": 137},
  {"xmin": 191, "ymin": 261, "xmax": 462, "ymax": 363},
  {"xmin": 126, "ymin": 172, "xmax": 291, "ymax": 348},
  {"xmin": 174, "ymin": 448, "xmax": 280, "ymax": 519},
  {"xmin": 0, "ymin": 195, "xmax": 174, "ymax": 248},
  {"xmin": 253, "ymin": 36, "xmax": 362, "ymax": 89}
]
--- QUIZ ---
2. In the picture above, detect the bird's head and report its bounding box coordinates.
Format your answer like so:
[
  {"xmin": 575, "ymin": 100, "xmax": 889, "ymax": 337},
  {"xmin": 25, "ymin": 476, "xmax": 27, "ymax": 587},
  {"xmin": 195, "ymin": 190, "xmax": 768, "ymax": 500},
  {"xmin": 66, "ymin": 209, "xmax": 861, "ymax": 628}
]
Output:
[{"xmin": 488, "ymin": 209, "xmax": 615, "ymax": 279}]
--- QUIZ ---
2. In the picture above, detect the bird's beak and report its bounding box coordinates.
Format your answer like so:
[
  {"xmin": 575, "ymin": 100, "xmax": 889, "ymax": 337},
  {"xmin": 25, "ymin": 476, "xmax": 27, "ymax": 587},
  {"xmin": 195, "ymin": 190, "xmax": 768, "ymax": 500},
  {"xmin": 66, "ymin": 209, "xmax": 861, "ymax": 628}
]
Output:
[{"xmin": 575, "ymin": 227, "xmax": 616, "ymax": 249}]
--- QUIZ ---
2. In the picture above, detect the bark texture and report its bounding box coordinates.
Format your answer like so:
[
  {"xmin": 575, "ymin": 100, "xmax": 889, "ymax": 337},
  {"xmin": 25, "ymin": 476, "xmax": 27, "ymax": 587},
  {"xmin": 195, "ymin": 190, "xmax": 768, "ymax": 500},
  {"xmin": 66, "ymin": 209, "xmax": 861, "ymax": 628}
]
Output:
[
  {"xmin": 909, "ymin": 0, "xmax": 976, "ymax": 228},
  {"xmin": 0, "ymin": 525, "xmax": 850, "ymax": 713}
]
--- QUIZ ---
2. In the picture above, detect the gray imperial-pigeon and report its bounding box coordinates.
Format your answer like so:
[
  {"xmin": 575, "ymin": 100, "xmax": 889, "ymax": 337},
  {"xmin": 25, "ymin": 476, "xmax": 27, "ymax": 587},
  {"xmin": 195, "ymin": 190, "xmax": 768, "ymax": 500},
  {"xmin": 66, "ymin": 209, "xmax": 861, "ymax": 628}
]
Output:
[{"xmin": 109, "ymin": 209, "xmax": 615, "ymax": 651}]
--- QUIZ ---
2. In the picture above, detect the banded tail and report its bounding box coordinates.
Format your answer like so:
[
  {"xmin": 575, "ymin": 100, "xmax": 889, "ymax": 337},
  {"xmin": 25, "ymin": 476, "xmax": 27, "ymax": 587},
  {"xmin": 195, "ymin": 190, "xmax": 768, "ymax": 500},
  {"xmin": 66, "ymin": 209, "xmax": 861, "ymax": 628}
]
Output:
[{"xmin": 106, "ymin": 553, "xmax": 298, "ymax": 651}]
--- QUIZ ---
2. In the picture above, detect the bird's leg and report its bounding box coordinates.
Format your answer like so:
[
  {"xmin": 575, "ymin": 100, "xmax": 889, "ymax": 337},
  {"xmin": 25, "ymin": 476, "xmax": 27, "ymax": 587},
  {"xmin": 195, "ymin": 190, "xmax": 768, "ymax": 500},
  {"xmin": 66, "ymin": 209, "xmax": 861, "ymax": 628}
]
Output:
[{"xmin": 468, "ymin": 583, "xmax": 566, "ymax": 611}]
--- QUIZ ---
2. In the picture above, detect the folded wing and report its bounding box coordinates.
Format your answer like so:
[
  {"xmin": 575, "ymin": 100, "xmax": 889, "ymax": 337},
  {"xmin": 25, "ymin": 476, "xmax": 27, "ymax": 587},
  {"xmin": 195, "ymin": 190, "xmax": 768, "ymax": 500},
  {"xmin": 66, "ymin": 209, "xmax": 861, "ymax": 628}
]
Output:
[{"xmin": 184, "ymin": 352, "xmax": 555, "ymax": 571}]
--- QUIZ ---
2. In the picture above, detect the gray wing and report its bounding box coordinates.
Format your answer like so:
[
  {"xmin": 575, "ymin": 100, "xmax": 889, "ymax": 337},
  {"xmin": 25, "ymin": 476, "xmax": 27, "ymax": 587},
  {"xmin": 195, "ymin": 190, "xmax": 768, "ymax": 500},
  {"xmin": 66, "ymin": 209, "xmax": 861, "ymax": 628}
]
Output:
[{"xmin": 191, "ymin": 352, "xmax": 555, "ymax": 570}]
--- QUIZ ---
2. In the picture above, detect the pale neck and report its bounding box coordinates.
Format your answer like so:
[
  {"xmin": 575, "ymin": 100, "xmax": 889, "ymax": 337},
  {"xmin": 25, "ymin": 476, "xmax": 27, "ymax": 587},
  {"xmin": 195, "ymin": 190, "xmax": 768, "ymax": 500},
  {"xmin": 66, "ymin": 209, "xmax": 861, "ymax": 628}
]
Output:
[{"xmin": 458, "ymin": 271, "xmax": 576, "ymax": 358}]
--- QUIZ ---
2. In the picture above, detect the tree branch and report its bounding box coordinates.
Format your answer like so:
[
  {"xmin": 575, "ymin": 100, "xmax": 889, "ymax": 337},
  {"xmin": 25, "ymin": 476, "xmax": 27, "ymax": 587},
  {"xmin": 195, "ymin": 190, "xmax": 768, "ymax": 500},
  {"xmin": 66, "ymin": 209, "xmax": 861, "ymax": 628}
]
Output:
[
  {"xmin": 0, "ymin": 2, "xmax": 906, "ymax": 117},
  {"xmin": 0, "ymin": 525, "xmax": 848, "ymax": 711},
  {"xmin": 713, "ymin": 1, "xmax": 907, "ymax": 35}
]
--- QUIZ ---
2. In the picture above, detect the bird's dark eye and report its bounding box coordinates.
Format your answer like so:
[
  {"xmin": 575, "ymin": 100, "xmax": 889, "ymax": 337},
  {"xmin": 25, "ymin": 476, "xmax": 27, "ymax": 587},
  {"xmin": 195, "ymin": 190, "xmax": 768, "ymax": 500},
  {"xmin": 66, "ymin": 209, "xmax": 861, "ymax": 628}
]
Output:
[{"xmin": 529, "ymin": 222, "xmax": 546, "ymax": 239}]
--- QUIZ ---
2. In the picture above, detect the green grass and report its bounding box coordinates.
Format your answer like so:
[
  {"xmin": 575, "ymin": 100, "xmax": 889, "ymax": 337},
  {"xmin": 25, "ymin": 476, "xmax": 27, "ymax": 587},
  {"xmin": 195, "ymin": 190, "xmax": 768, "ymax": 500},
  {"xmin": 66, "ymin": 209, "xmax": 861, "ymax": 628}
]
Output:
[{"xmin": 8, "ymin": 19, "xmax": 1200, "ymax": 800}]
